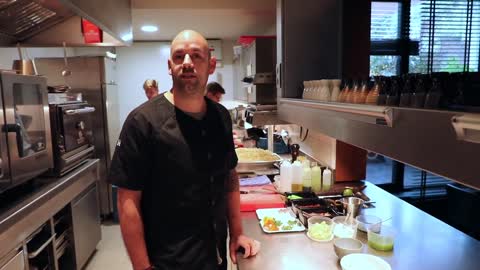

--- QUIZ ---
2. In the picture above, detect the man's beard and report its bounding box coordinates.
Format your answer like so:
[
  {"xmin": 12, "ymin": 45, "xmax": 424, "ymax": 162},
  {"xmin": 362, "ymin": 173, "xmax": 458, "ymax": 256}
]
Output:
[{"xmin": 176, "ymin": 76, "xmax": 200, "ymax": 95}]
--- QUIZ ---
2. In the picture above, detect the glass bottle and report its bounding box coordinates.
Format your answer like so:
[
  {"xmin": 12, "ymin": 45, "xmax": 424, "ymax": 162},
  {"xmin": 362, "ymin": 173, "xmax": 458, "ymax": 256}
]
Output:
[
  {"xmin": 330, "ymin": 79, "xmax": 341, "ymax": 102},
  {"xmin": 424, "ymin": 76, "xmax": 443, "ymax": 109},
  {"xmin": 338, "ymin": 80, "xmax": 350, "ymax": 103},
  {"xmin": 386, "ymin": 76, "xmax": 401, "ymax": 106},
  {"xmin": 346, "ymin": 80, "xmax": 359, "ymax": 103},
  {"xmin": 377, "ymin": 77, "xmax": 388, "ymax": 105},
  {"xmin": 399, "ymin": 74, "xmax": 415, "ymax": 107},
  {"xmin": 366, "ymin": 76, "xmax": 381, "ymax": 105},
  {"xmin": 412, "ymin": 74, "xmax": 427, "ymax": 108},
  {"xmin": 354, "ymin": 79, "xmax": 369, "ymax": 104}
]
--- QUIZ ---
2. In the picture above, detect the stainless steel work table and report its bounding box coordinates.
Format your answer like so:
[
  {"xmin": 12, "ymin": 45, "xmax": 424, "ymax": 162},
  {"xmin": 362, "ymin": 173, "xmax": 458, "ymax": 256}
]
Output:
[
  {"xmin": 237, "ymin": 181, "xmax": 480, "ymax": 270},
  {"xmin": 0, "ymin": 159, "xmax": 99, "ymax": 258}
]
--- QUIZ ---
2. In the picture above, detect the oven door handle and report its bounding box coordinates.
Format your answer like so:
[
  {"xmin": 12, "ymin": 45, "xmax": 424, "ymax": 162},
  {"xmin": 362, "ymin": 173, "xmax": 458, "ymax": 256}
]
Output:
[{"xmin": 64, "ymin": 107, "xmax": 96, "ymax": 115}]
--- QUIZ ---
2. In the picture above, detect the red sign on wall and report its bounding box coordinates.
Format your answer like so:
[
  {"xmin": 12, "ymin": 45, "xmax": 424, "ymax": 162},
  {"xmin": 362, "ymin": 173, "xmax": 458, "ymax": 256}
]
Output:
[{"xmin": 81, "ymin": 18, "xmax": 103, "ymax": 44}]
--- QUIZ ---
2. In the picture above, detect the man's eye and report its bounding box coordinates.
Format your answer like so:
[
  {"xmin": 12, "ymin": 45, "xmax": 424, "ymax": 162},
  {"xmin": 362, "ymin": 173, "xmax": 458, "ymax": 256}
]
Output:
[{"xmin": 174, "ymin": 54, "xmax": 183, "ymax": 60}]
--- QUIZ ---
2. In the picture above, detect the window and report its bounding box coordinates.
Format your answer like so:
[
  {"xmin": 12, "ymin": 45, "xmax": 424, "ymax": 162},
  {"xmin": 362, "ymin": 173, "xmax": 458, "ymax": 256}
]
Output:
[
  {"xmin": 371, "ymin": 2, "xmax": 401, "ymax": 41},
  {"xmin": 411, "ymin": 0, "xmax": 480, "ymax": 73},
  {"xmin": 368, "ymin": 0, "xmax": 468, "ymax": 195},
  {"xmin": 371, "ymin": 0, "xmax": 480, "ymax": 75},
  {"xmin": 370, "ymin": 55, "xmax": 401, "ymax": 76},
  {"xmin": 370, "ymin": 2, "xmax": 402, "ymax": 76},
  {"xmin": 365, "ymin": 153, "xmax": 394, "ymax": 185}
]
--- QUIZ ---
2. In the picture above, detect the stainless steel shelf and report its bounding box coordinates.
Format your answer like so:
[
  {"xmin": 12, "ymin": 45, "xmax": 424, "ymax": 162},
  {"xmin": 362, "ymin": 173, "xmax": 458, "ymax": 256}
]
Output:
[
  {"xmin": 452, "ymin": 113, "xmax": 480, "ymax": 144},
  {"xmin": 280, "ymin": 98, "xmax": 394, "ymax": 127},
  {"xmin": 278, "ymin": 98, "xmax": 480, "ymax": 189}
]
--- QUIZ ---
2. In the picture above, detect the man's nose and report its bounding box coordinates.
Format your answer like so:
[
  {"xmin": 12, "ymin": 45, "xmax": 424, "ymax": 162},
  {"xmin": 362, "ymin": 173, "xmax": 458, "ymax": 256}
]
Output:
[{"xmin": 182, "ymin": 54, "xmax": 193, "ymax": 66}]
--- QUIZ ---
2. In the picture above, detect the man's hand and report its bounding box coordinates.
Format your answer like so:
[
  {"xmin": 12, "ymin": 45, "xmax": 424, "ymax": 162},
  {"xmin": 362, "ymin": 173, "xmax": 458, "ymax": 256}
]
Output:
[{"xmin": 229, "ymin": 234, "xmax": 261, "ymax": 264}]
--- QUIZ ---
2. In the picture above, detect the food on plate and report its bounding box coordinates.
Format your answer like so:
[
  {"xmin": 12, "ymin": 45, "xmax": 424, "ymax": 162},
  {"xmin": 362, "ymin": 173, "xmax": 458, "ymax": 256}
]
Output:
[
  {"xmin": 236, "ymin": 148, "xmax": 280, "ymax": 162},
  {"xmin": 262, "ymin": 216, "xmax": 282, "ymax": 231},
  {"xmin": 262, "ymin": 216, "xmax": 299, "ymax": 232},
  {"xmin": 309, "ymin": 221, "xmax": 332, "ymax": 240}
]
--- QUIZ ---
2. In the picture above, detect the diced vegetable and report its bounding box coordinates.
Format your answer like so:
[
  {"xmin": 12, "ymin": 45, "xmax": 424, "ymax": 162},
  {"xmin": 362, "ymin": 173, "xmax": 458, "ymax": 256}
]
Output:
[{"xmin": 309, "ymin": 221, "xmax": 332, "ymax": 240}]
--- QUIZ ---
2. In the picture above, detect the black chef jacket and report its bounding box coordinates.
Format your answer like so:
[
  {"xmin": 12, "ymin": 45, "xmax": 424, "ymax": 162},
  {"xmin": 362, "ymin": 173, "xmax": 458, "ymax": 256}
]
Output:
[{"xmin": 108, "ymin": 93, "xmax": 238, "ymax": 270}]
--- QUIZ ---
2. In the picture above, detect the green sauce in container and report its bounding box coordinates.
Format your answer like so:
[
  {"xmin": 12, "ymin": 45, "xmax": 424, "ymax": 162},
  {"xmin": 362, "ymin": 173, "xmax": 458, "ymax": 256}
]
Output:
[{"xmin": 368, "ymin": 240, "xmax": 394, "ymax": 251}]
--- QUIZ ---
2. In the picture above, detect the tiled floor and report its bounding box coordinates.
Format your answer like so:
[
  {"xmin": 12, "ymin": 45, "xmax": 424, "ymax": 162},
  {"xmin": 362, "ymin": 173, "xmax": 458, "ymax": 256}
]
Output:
[
  {"xmin": 84, "ymin": 224, "xmax": 236, "ymax": 270},
  {"xmin": 84, "ymin": 224, "xmax": 131, "ymax": 270}
]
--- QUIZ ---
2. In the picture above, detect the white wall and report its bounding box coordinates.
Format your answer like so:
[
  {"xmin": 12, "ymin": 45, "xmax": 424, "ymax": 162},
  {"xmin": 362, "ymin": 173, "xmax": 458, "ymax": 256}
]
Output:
[
  {"xmin": 0, "ymin": 41, "xmax": 237, "ymax": 127},
  {"xmin": 116, "ymin": 42, "xmax": 171, "ymax": 124},
  {"xmin": 0, "ymin": 47, "xmax": 73, "ymax": 70},
  {"xmin": 116, "ymin": 40, "xmax": 236, "ymax": 125}
]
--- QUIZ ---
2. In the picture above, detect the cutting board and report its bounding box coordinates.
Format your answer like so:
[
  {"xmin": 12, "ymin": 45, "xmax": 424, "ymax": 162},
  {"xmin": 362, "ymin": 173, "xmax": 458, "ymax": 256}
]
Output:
[{"xmin": 240, "ymin": 184, "xmax": 285, "ymax": 212}]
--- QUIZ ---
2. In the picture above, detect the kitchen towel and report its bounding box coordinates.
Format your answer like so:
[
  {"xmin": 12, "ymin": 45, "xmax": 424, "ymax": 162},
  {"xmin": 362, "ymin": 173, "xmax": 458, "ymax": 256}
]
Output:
[{"xmin": 240, "ymin": 175, "xmax": 271, "ymax": 187}]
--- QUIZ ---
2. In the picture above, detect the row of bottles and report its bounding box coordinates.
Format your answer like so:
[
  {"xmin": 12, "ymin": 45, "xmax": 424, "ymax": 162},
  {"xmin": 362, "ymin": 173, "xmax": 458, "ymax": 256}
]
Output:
[
  {"xmin": 302, "ymin": 80, "xmax": 342, "ymax": 101},
  {"xmin": 279, "ymin": 159, "xmax": 332, "ymax": 194},
  {"xmin": 302, "ymin": 72, "xmax": 480, "ymax": 111}
]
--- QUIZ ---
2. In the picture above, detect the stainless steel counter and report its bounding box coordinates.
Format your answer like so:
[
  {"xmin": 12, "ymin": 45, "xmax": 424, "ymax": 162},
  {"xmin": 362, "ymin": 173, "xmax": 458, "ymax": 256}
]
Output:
[
  {"xmin": 0, "ymin": 159, "xmax": 99, "ymax": 258},
  {"xmin": 237, "ymin": 181, "xmax": 480, "ymax": 270}
]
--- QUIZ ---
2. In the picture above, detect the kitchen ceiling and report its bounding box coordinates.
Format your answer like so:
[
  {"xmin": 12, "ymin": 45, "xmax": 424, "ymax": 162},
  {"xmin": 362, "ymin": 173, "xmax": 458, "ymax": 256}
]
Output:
[{"xmin": 132, "ymin": 0, "xmax": 276, "ymax": 41}]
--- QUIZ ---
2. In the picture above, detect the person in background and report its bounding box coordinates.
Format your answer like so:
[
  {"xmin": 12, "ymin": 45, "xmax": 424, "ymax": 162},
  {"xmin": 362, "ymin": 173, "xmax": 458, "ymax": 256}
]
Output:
[
  {"xmin": 109, "ymin": 30, "xmax": 259, "ymax": 270},
  {"xmin": 206, "ymin": 81, "xmax": 225, "ymax": 103},
  {"xmin": 143, "ymin": 79, "xmax": 159, "ymax": 100}
]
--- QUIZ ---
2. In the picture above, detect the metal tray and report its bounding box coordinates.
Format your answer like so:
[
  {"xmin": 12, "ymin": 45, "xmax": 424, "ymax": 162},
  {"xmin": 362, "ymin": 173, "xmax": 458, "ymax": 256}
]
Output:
[{"xmin": 236, "ymin": 152, "xmax": 282, "ymax": 173}]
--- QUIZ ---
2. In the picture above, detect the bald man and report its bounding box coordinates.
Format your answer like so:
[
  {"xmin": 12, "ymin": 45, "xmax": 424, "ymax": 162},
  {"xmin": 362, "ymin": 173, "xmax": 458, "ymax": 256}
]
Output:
[{"xmin": 109, "ymin": 30, "xmax": 259, "ymax": 270}]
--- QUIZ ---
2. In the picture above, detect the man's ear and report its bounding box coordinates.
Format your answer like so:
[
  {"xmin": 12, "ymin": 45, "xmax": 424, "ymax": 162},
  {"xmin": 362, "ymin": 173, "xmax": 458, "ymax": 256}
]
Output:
[
  {"xmin": 168, "ymin": 59, "xmax": 173, "ymax": 75},
  {"xmin": 208, "ymin": 56, "xmax": 217, "ymax": 75}
]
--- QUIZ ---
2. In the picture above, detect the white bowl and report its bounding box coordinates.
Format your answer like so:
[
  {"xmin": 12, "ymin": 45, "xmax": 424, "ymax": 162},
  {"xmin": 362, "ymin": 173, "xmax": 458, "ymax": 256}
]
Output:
[
  {"xmin": 333, "ymin": 238, "xmax": 363, "ymax": 260},
  {"xmin": 340, "ymin": 253, "xmax": 391, "ymax": 270}
]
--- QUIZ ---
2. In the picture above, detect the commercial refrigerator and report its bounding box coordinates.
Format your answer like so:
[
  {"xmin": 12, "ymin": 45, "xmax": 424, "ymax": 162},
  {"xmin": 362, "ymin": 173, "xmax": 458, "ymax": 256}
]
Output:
[{"xmin": 35, "ymin": 56, "xmax": 120, "ymax": 217}]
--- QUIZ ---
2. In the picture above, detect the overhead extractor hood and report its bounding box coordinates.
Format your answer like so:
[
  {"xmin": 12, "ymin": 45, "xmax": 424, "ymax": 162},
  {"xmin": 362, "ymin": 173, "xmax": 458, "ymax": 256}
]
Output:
[{"xmin": 0, "ymin": 0, "xmax": 132, "ymax": 46}]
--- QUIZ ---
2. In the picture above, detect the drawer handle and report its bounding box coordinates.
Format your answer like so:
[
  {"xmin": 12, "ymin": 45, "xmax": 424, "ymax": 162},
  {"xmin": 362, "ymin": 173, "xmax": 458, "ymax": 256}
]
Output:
[{"xmin": 28, "ymin": 234, "xmax": 55, "ymax": 259}]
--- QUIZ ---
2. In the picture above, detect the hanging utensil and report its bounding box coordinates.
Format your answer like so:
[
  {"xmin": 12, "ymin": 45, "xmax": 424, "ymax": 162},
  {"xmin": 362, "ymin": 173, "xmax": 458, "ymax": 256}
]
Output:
[
  {"xmin": 12, "ymin": 43, "xmax": 36, "ymax": 75},
  {"xmin": 61, "ymin": 42, "xmax": 71, "ymax": 77}
]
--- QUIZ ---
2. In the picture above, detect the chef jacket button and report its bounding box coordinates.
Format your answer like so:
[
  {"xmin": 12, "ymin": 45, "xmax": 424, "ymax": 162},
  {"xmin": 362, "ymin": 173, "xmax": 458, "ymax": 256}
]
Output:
[
  {"xmin": 210, "ymin": 176, "xmax": 214, "ymax": 183},
  {"xmin": 211, "ymin": 200, "xmax": 216, "ymax": 206},
  {"xmin": 207, "ymin": 152, "xmax": 212, "ymax": 160},
  {"xmin": 201, "ymin": 130, "xmax": 207, "ymax": 136}
]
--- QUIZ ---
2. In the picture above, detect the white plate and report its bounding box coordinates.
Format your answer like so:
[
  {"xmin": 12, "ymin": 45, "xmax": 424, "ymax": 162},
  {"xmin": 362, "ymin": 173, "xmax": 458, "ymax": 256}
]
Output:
[
  {"xmin": 259, "ymin": 221, "xmax": 305, "ymax": 234},
  {"xmin": 340, "ymin": 254, "xmax": 391, "ymax": 270},
  {"xmin": 257, "ymin": 208, "xmax": 305, "ymax": 233},
  {"xmin": 306, "ymin": 230, "xmax": 334, "ymax": 242},
  {"xmin": 255, "ymin": 208, "xmax": 296, "ymax": 220}
]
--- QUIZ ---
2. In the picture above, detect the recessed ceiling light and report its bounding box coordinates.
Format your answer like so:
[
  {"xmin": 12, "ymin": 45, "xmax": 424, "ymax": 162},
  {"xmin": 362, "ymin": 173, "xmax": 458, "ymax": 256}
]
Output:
[{"xmin": 141, "ymin": 25, "xmax": 158, "ymax": 32}]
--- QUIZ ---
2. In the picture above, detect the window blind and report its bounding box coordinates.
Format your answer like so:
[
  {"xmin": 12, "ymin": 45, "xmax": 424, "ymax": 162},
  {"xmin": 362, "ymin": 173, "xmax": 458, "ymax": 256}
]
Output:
[
  {"xmin": 371, "ymin": 2, "xmax": 401, "ymax": 41},
  {"xmin": 419, "ymin": 0, "xmax": 480, "ymax": 72}
]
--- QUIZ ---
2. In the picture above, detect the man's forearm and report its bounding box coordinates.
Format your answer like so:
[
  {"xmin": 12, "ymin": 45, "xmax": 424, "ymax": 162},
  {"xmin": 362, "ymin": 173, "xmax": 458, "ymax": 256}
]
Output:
[
  {"xmin": 227, "ymin": 170, "xmax": 243, "ymax": 237},
  {"xmin": 118, "ymin": 189, "xmax": 151, "ymax": 270}
]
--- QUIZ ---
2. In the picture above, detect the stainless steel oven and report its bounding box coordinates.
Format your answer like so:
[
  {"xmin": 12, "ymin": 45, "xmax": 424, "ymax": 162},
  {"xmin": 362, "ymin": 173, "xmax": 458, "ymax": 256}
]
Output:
[
  {"xmin": 0, "ymin": 71, "xmax": 53, "ymax": 193},
  {"xmin": 49, "ymin": 101, "xmax": 95, "ymax": 176}
]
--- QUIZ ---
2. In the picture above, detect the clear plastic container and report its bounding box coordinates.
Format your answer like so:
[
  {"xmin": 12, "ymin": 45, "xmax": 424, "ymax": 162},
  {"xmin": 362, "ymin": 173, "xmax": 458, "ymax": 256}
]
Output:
[
  {"xmin": 355, "ymin": 215, "xmax": 381, "ymax": 233},
  {"xmin": 307, "ymin": 216, "xmax": 334, "ymax": 242},
  {"xmin": 291, "ymin": 161, "xmax": 303, "ymax": 192},
  {"xmin": 280, "ymin": 161, "xmax": 292, "ymax": 193},
  {"xmin": 332, "ymin": 216, "xmax": 358, "ymax": 238},
  {"xmin": 367, "ymin": 225, "xmax": 395, "ymax": 251}
]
